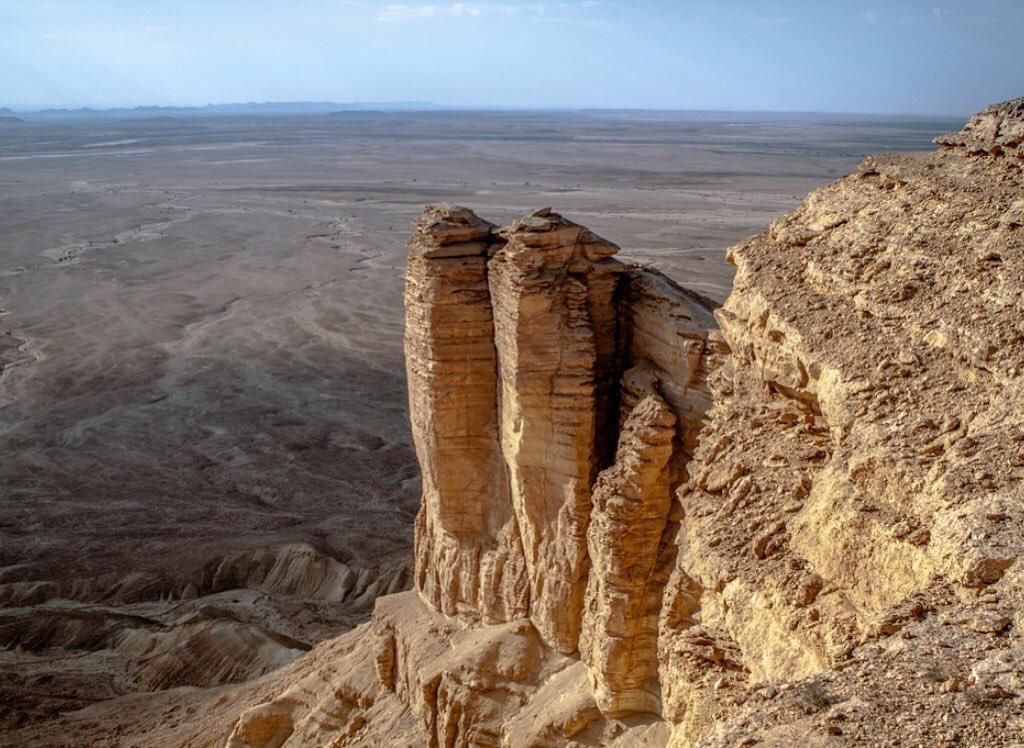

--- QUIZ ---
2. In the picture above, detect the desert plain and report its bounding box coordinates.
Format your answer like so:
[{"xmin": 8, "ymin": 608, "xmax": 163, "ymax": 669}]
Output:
[{"xmin": 0, "ymin": 109, "xmax": 958, "ymax": 739}]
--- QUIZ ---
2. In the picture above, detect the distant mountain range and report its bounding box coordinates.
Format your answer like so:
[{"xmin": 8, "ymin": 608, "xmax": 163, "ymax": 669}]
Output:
[
  {"xmin": 0, "ymin": 107, "xmax": 25, "ymax": 124},
  {"xmin": 6, "ymin": 101, "xmax": 438, "ymax": 121},
  {"xmin": 0, "ymin": 102, "xmax": 967, "ymax": 125}
]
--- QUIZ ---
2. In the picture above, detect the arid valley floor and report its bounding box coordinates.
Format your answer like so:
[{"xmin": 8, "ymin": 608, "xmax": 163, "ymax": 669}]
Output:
[{"xmin": 0, "ymin": 110, "xmax": 959, "ymax": 742}]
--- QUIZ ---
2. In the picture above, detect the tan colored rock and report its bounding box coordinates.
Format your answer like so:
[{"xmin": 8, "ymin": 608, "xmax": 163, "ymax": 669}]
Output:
[
  {"xmin": 619, "ymin": 265, "xmax": 723, "ymax": 498},
  {"xmin": 367, "ymin": 592, "xmax": 555, "ymax": 746},
  {"xmin": 619, "ymin": 266, "xmax": 717, "ymax": 446},
  {"xmin": 67, "ymin": 98, "xmax": 1024, "ymax": 748},
  {"xmin": 660, "ymin": 97, "xmax": 1024, "ymax": 746},
  {"xmin": 206, "ymin": 542, "xmax": 407, "ymax": 607},
  {"xmin": 227, "ymin": 699, "xmax": 299, "ymax": 748},
  {"xmin": 488, "ymin": 209, "xmax": 625, "ymax": 654},
  {"xmin": 935, "ymin": 95, "xmax": 1024, "ymax": 158},
  {"xmin": 580, "ymin": 393, "xmax": 676, "ymax": 717},
  {"xmin": 405, "ymin": 204, "xmax": 529, "ymax": 624}
]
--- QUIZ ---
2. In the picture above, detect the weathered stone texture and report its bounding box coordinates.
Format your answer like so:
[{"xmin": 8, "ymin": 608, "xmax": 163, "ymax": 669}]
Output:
[
  {"xmin": 935, "ymin": 95, "xmax": 1024, "ymax": 158},
  {"xmin": 620, "ymin": 265, "xmax": 720, "ymax": 468},
  {"xmin": 660, "ymin": 97, "xmax": 1024, "ymax": 746},
  {"xmin": 405, "ymin": 204, "xmax": 528, "ymax": 624},
  {"xmin": 216, "ymin": 97, "xmax": 1024, "ymax": 748},
  {"xmin": 488, "ymin": 209, "xmax": 625, "ymax": 654},
  {"xmin": 580, "ymin": 393, "xmax": 676, "ymax": 717}
]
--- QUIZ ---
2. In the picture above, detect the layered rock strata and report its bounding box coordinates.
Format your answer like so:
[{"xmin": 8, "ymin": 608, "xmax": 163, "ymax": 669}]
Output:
[
  {"xmin": 488, "ymin": 210, "xmax": 625, "ymax": 653},
  {"xmin": 579, "ymin": 393, "xmax": 677, "ymax": 716},
  {"xmin": 658, "ymin": 98, "xmax": 1024, "ymax": 745},
  {"xmin": 619, "ymin": 265, "xmax": 721, "ymax": 475},
  {"xmin": 935, "ymin": 96, "xmax": 1024, "ymax": 158},
  {"xmin": 405, "ymin": 205, "xmax": 528, "ymax": 624},
  {"xmin": 406, "ymin": 206, "xmax": 717, "ymax": 663},
  {"xmin": 200, "ymin": 98, "xmax": 1024, "ymax": 748}
]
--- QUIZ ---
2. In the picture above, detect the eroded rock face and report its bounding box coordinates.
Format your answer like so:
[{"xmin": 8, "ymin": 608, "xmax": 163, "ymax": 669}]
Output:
[
  {"xmin": 405, "ymin": 204, "xmax": 528, "ymax": 624},
  {"xmin": 580, "ymin": 393, "xmax": 676, "ymax": 717},
  {"xmin": 619, "ymin": 265, "xmax": 724, "ymax": 493},
  {"xmin": 130, "ymin": 97, "xmax": 1024, "ymax": 748},
  {"xmin": 407, "ymin": 207, "xmax": 702, "ymax": 657},
  {"xmin": 206, "ymin": 543, "xmax": 408, "ymax": 606},
  {"xmin": 488, "ymin": 209, "xmax": 625, "ymax": 653},
  {"xmin": 935, "ymin": 96, "xmax": 1024, "ymax": 158},
  {"xmin": 659, "ymin": 97, "xmax": 1024, "ymax": 745}
]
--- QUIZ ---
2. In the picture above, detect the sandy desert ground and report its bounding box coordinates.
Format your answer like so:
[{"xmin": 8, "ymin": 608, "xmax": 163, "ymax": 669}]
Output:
[{"xmin": 0, "ymin": 110, "xmax": 959, "ymax": 736}]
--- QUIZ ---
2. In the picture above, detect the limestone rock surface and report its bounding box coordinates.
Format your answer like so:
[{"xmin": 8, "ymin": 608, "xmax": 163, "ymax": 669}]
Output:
[
  {"xmin": 935, "ymin": 96, "xmax": 1024, "ymax": 159},
  {"xmin": 659, "ymin": 96, "xmax": 1024, "ymax": 746},
  {"xmin": 405, "ymin": 204, "xmax": 528, "ymax": 624},
  {"xmin": 580, "ymin": 393, "xmax": 676, "ymax": 717},
  {"xmin": 24, "ymin": 97, "xmax": 1024, "ymax": 748},
  {"xmin": 488, "ymin": 209, "xmax": 625, "ymax": 654}
]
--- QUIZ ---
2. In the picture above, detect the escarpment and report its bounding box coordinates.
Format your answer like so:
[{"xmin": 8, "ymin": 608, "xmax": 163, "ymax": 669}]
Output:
[
  {"xmin": 215, "ymin": 99, "xmax": 1024, "ymax": 748},
  {"xmin": 406, "ymin": 206, "xmax": 717, "ymax": 660},
  {"xmin": 405, "ymin": 205, "xmax": 528, "ymax": 624},
  {"xmin": 579, "ymin": 392, "xmax": 677, "ymax": 717},
  {"xmin": 487, "ymin": 210, "xmax": 625, "ymax": 653}
]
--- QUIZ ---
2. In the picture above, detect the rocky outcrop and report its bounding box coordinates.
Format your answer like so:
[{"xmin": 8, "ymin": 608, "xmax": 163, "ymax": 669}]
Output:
[
  {"xmin": 658, "ymin": 96, "xmax": 1024, "ymax": 745},
  {"xmin": 618, "ymin": 266, "xmax": 719, "ymax": 465},
  {"xmin": 404, "ymin": 206, "xmax": 722, "ymax": 659},
  {"xmin": 935, "ymin": 95, "xmax": 1024, "ymax": 158},
  {"xmin": 216, "ymin": 204, "xmax": 720, "ymax": 745},
  {"xmin": 0, "ymin": 541, "xmax": 407, "ymax": 732},
  {"xmin": 488, "ymin": 209, "xmax": 625, "ymax": 653},
  {"xmin": 579, "ymin": 393, "xmax": 676, "ymax": 717},
  {"xmin": 72, "ymin": 97, "xmax": 1024, "ymax": 748},
  {"xmin": 405, "ymin": 205, "xmax": 528, "ymax": 624},
  {"xmin": 204, "ymin": 543, "xmax": 408, "ymax": 607}
]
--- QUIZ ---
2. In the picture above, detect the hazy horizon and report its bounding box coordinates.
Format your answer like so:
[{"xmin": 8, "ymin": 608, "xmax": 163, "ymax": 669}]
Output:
[
  {"xmin": 2, "ymin": 0, "xmax": 1022, "ymax": 116},
  {"xmin": 3, "ymin": 100, "xmax": 977, "ymax": 118}
]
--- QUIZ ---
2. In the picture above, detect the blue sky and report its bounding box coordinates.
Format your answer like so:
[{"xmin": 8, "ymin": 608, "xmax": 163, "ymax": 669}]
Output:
[{"xmin": 1, "ymin": 0, "xmax": 1021, "ymax": 114}]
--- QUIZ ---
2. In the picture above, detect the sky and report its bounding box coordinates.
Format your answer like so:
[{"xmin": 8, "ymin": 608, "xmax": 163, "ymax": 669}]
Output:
[{"xmin": 1, "ymin": 0, "xmax": 1022, "ymax": 115}]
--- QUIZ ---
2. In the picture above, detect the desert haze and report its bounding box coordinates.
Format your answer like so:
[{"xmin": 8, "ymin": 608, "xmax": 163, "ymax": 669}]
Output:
[{"xmin": 3, "ymin": 106, "xmax": 1016, "ymax": 746}]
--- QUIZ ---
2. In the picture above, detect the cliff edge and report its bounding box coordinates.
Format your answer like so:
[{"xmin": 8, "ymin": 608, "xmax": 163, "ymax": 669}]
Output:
[
  {"xmin": 17, "ymin": 97, "xmax": 1024, "ymax": 748},
  {"xmin": 226, "ymin": 97, "xmax": 1024, "ymax": 748}
]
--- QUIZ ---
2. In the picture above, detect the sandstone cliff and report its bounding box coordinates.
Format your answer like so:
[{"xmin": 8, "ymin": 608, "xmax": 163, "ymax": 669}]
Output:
[
  {"xmin": 405, "ymin": 204, "xmax": 528, "ymax": 625},
  {"xmin": 487, "ymin": 209, "xmax": 623, "ymax": 653},
  {"xmin": 89, "ymin": 98, "xmax": 1024, "ymax": 748}
]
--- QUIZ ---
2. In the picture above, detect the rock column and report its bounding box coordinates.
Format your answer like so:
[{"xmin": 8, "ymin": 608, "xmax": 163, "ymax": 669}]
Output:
[
  {"xmin": 488, "ymin": 209, "xmax": 624, "ymax": 654},
  {"xmin": 405, "ymin": 204, "xmax": 528, "ymax": 623},
  {"xmin": 579, "ymin": 393, "xmax": 676, "ymax": 716}
]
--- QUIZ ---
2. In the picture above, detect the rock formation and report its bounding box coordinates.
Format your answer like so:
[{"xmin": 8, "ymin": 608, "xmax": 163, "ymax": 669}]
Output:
[
  {"xmin": 579, "ymin": 392, "xmax": 676, "ymax": 717},
  {"xmin": 404, "ymin": 204, "xmax": 722, "ymax": 666},
  {"xmin": 210, "ymin": 199, "xmax": 729, "ymax": 745},
  {"xmin": 25, "ymin": 97, "xmax": 1022, "ymax": 748},
  {"xmin": 656, "ymin": 96, "xmax": 1024, "ymax": 745},
  {"xmin": 405, "ymin": 204, "xmax": 528, "ymax": 625},
  {"xmin": 488, "ymin": 209, "xmax": 624, "ymax": 653},
  {"xmin": 404, "ymin": 206, "xmax": 719, "ymax": 662},
  {"xmin": 935, "ymin": 96, "xmax": 1024, "ymax": 158}
]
